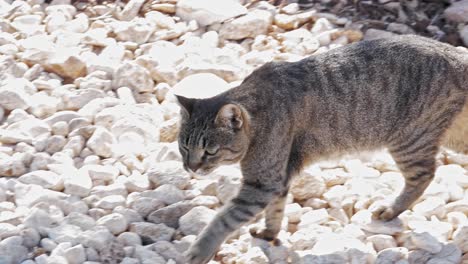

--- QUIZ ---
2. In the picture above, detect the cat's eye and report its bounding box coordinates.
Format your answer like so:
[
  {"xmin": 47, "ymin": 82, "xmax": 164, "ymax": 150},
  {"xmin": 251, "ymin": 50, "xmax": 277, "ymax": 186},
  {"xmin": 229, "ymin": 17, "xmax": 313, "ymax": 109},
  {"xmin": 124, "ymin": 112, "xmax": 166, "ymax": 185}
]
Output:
[{"xmin": 205, "ymin": 147, "xmax": 219, "ymax": 156}]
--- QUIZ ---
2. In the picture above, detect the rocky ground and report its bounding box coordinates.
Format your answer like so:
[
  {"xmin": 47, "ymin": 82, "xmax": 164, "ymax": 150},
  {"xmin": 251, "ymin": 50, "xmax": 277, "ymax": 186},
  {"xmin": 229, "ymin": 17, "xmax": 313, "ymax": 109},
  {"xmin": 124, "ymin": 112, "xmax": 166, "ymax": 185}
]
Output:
[{"xmin": 0, "ymin": 0, "xmax": 467, "ymax": 263}]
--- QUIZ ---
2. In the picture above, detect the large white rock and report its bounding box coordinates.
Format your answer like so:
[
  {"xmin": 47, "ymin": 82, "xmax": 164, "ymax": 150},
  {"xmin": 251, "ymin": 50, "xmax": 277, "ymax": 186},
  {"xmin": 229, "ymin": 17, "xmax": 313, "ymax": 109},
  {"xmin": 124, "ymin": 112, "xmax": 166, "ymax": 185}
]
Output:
[
  {"xmin": 86, "ymin": 127, "xmax": 115, "ymax": 158},
  {"xmin": 18, "ymin": 170, "xmax": 64, "ymax": 191},
  {"xmin": 172, "ymin": 73, "xmax": 230, "ymax": 99},
  {"xmin": 94, "ymin": 104, "xmax": 163, "ymax": 145},
  {"xmin": 366, "ymin": 234, "xmax": 397, "ymax": 252},
  {"xmin": 143, "ymin": 184, "xmax": 185, "ymax": 205},
  {"xmin": 218, "ymin": 10, "xmax": 273, "ymax": 40},
  {"xmin": 129, "ymin": 197, "xmax": 164, "ymax": 218},
  {"xmin": 64, "ymin": 244, "xmax": 86, "ymax": 264},
  {"xmin": 147, "ymin": 201, "xmax": 194, "ymax": 228},
  {"xmin": 113, "ymin": 62, "xmax": 154, "ymax": 93},
  {"xmin": 147, "ymin": 161, "xmax": 191, "ymax": 189},
  {"xmin": 291, "ymin": 166, "xmax": 326, "ymax": 200},
  {"xmin": 410, "ymin": 231, "xmax": 443, "ymax": 254},
  {"xmin": 375, "ymin": 247, "xmax": 408, "ymax": 264},
  {"xmin": 0, "ymin": 236, "xmax": 28, "ymax": 264},
  {"xmin": 63, "ymin": 88, "xmax": 106, "ymax": 110},
  {"xmin": 179, "ymin": 206, "xmax": 216, "ymax": 235},
  {"xmin": 460, "ymin": 25, "xmax": 468, "ymax": 47},
  {"xmin": 112, "ymin": 18, "xmax": 155, "ymax": 44},
  {"xmin": 63, "ymin": 168, "xmax": 92, "ymax": 197},
  {"xmin": 176, "ymin": 0, "xmax": 247, "ymax": 26},
  {"xmin": 11, "ymin": 14, "xmax": 44, "ymax": 34},
  {"xmin": 118, "ymin": 0, "xmax": 146, "ymax": 21},
  {"xmin": 444, "ymin": 0, "xmax": 468, "ymax": 23},
  {"xmin": 96, "ymin": 213, "xmax": 128, "ymax": 235},
  {"xmin": 95, "ymin": 195, "xmax": 126, "ymax": 210},
  {"xmin": 453, "ymin": 224, "xmax": 468, "ymax": 253},
  {"xmin": 215, "ymin": 166, "xmax": 243, "ymax": 204},
  {"xmin": 129, "ymin": 222, "xmax": 175, "ymax": 243},
  {"xmin": 45, "ymin": 50, "xmax": 87, "ymax": 79},
  {"xmin": 0, "ymin": 80, "xmax": 30, "ymax": 110},
  {"xmin": 298, "ymin": 209, "xmax": 329, "ymax": 229}
]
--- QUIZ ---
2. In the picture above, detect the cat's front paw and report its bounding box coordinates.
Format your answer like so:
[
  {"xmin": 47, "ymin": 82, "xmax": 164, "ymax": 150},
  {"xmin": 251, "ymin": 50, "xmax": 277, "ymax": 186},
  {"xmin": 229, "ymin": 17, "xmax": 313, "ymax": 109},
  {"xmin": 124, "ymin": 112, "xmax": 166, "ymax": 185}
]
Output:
[
  {"xmin": 249, "ymin": 226, "xmax": 281, "ymax": 246},
  {"xmin": 185, "ymin": 243, "xmax": 216, "ymax": 264},
  {"xmin": 369, "ymin": 201, "xmax": 399, "ymax": 221}
]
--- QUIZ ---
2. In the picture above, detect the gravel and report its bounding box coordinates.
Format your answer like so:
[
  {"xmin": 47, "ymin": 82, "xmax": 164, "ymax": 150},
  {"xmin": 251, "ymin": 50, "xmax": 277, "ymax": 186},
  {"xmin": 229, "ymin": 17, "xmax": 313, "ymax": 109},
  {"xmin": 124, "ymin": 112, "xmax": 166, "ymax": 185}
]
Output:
[{"xmin": 0, "ymin": 0, "xmax": 467, "ymax": 263}]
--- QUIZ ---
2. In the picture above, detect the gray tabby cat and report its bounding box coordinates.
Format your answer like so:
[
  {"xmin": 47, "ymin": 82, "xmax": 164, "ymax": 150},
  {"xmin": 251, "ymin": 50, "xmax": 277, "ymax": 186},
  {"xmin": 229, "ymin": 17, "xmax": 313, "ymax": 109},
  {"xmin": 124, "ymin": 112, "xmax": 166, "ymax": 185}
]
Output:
[{"xmin": 176, "ymin": 35, "xmax": 468, "ymax": 264}]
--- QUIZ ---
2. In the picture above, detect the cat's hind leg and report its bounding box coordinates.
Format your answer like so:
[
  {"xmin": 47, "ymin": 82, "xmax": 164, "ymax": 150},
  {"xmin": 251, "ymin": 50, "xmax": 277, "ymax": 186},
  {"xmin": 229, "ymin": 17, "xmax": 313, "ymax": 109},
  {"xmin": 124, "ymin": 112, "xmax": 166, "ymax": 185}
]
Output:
[{"xmin": 371, "ymin": 139, "xmax": 438, "ymax": 221}]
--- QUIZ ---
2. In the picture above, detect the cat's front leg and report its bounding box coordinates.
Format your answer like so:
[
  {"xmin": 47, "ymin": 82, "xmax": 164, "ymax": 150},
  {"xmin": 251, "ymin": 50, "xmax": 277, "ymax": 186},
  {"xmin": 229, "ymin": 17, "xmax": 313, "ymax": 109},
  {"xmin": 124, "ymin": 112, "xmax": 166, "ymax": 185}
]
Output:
[
  {"xmin": 249, "ymin": 192, "xmax": 288, "ymax": 245},
  {"xmin": 186, "ymin": 182, "xmax": 278, "ymax": 264}
]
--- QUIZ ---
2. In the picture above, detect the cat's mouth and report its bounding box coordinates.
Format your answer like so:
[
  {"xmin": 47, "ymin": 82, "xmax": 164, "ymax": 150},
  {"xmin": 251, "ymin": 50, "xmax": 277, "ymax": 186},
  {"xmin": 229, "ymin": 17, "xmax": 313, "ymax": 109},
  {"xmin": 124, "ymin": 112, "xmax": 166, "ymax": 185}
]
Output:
[{"xmin": 194, "ymin": 167, "xmax": 216, "ymax": 176}]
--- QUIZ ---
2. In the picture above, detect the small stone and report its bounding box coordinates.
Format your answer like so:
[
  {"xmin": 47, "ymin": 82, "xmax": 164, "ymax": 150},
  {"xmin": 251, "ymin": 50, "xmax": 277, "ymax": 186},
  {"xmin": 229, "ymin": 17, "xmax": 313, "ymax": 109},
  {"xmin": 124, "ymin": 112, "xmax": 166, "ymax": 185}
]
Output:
[
  {"xmin": 453, "ymin": 224, "xmax": 468, "ymax": 253},
  {"xmin": 147, "ymin": 161, "xmax": 190, "ymax": 189},
  {"xmin": 64, "ymin": 169, "xmax": 92, "ymax": 197},
  {"xmin": 95, "ymin": 195, "xmax": 126, "ymax": 210},
  {"xmin": 84, "ymin": 165, "xmax": 120, "ymax": 182},
  {"xmin": 172, "ymin": 73, "xmax": 230, "ymax": 99},
  {"xmin": 119, "ymin": 0, "xmax": 146, "ymax": 21},
  {"xmin": 460, "ymin": 25, "xmax": 468, "ymax": 47},
  {"xmin": 113, "ymin": 62, "xmax": 154, "ymax": 93},
  {"xmin": 144, "ymin": 184, "xmax": 185, "ymax": 205},
  {"xmin": 63, "ymin": 212, "xmax": 96, "ymax": 231},
  {"xmin": 117, "ymin": 232, "xmax": 142, "ymax": 247},
  {"xmin": 215, "ymin": 166, "xmax": 242, "ymax": 204},
  {"xmin": 412, "ymin": 197, "xmax": 446, "ymax": 219},
  {"xmin": 444, "ymin": 0, "xmax": 468, "ymax": 23},
  {"xmin": 367, "ymin": 234, "xmax": 397, "ymax": 252},
  {"xmin": 77, "ymin": 226, "xmax": 114, "ymax": 251},
  {"xmin": 387, "ymin": 23, "xmax": 415, "ymax": 34},
  {"xmin": 0, "ymin": 223, "xmax": 20, "ymax": 240},
  {"xmin": 130, "ymin": 197, "xmax": 164, "ymax": 218},
  {"xmin": 97, "ymin": 213, "xmax": 128, "ymax": 235},
  {"xmin": 364, "ymin": 29, "xmax": 397, "ymax": 40},
  {"xmin": 291, "ymin": 166, "xmax": 326, "ymax": 200},
  {"xmin": 47, "ymin": 224, "xmax": 81, "ymax": 244},
  {"xmin": 410, "ymin": 231, "xmax": 443, "ymax": 254},
  {"xmin": 64, "ymin": 244, "xmax": 86, "ymax": 264},
  {"xmin": 298, "ymin": 209, "xmax": 329, "ymax": 229},
  {"xmin": 20, "ymin": 228, "xmax": 40, "ymax": 248},
  {"xmin": 86, "ymin": 127, "xmax": 115, "ymax": 158},
  {"xmin": 116, "ymin": 87, "xmax": 136, "ymax": 104},
  {"xmin": 179, "ymin": 206, "xmax": 216, "ymax": 235},
  {"xmin": 113, "ymin": 207, "xmax": 144, "ymax": 224},
  {"xmin": 0, "ymin": 236, "xmax": 28, "ymax": 264},
  {"xmin": 134, "ymin": 245, "xmax": 166, "ymax": 263},
  {"xmin": 147, "ymin": 201, "xmax": 194, "ymax": 228},
  {"xmin": 129, "ymin": 222, "xmax": 175, "ymax": 243},
  {"xmin": 113, "ymin": 19, "xmax": 155, "ymax": 44},
  {"xmin": 63, "ymin": 88, "xmax": 106, "ymax": 110},
  {"xmin": 124, "ymin": 171, "xmax": 151, "ymax": 192},
  {"xmin": 237, "ymin": 246, "xmax": 269, "ymax": 264},
  {"xmin": 176, "ymin": 0, "xmax": 247, "ymax": 27},
  {"xmin": 45, "ymin": 52, "xmax": 87, "ymax": 79},
  {"xmin": 46, "ymin": 135, "xmax": 67, "ymax": 154},
  {"xmin": 0, "ymin": 81, "xmax": 30, "ymax": 110},
  {"xmin": 375, "ymin": 247, "xmax": 408, "ymax": 264},
  {"xmin": 218, "ymin": 10, "xmax": 272, "ymax": 40},
  {"xmin": 18, "ymin": 170, "xmax": 63, "ymax": 191},
  {"xmin": 407, "ymin": 220, "xmax": 453, "ymax": 241}
]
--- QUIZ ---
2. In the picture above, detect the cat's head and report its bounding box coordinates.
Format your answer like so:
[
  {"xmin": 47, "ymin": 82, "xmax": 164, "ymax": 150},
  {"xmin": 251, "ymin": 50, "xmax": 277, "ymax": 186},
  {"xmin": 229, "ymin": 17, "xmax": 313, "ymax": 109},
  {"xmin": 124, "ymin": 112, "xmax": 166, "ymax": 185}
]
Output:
[{"xmin": 176, "ymin": 95, "xmax": 250, "ymax": 175}]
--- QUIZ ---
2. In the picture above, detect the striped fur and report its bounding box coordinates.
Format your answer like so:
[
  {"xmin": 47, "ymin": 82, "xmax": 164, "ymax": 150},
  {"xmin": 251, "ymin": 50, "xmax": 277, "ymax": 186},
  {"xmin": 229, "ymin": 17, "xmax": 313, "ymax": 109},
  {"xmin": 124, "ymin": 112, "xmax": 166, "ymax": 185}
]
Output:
[{"xmin": 176, "ymin": 35, "xmax": 468, "ymax": 264}]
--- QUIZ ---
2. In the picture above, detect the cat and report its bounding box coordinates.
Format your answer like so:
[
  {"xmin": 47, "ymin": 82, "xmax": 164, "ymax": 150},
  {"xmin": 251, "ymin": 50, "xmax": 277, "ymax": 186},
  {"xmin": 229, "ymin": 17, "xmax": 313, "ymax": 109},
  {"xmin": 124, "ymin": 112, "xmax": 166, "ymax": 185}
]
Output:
[{"xmin": 175, "ymin": 35, "xmax": 468, "ymax": 264}]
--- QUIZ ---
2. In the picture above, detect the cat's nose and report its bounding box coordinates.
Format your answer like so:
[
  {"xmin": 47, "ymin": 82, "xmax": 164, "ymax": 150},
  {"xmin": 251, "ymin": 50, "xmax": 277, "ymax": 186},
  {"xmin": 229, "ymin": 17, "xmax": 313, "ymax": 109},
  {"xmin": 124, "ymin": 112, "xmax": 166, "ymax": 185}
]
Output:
[{"xmin": 187, "ymin": 161, "xmax": 202, "ymax": 173}]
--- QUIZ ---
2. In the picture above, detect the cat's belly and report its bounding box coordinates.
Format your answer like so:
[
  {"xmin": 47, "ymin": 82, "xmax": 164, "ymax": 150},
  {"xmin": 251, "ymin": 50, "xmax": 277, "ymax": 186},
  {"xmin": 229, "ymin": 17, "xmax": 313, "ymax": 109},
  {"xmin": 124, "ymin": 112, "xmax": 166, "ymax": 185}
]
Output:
[{"xmin": 442, "ymin": 98, "xmax": 468, "ymax": 154}]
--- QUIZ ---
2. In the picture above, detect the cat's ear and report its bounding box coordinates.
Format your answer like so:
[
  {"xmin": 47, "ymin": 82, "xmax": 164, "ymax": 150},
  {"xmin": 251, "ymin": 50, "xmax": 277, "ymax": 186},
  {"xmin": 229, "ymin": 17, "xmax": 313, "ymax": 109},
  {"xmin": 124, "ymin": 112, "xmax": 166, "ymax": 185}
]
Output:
[
  {"xmin": 215, "ymin": 104, "xmax": 243, "ymax": 129},
  {"xmin": 175, "ymin": 95, "xmax": 195, "ymax": 117}
]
